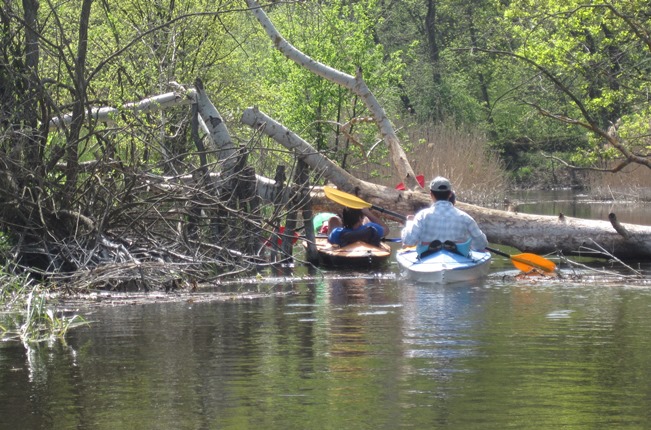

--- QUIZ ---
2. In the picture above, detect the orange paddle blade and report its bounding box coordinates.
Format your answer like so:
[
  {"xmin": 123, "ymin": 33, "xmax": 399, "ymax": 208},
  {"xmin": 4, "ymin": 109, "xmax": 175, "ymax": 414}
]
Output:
[{"xmin": 510, "ymin": 253, "xmax": 557, "ymax": 273}]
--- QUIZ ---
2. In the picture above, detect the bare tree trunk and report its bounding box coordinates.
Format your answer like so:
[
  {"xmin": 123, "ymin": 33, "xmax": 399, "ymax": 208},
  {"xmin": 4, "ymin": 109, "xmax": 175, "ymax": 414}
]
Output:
[
  {"xmin": 64, "ymin": 0, "xmax": 93, "ymax": 199},
  {"xmin": 21, "ymin": 0, "xmax": 42, "ymax": 170},
  {"xmin": 241, "ymin": 107, "xmax": 357, "ymax": 184},
  {"xmin": 193, "ymin": 78, "xmax": 238, "ymax": 174}
]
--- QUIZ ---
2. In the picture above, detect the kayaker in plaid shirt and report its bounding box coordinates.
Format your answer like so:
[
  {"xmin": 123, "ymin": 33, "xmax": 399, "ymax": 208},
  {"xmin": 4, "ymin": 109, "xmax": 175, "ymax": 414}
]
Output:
[{"xmin": 401, "ymin": 176, "xmax": 488, "ymax": 256}]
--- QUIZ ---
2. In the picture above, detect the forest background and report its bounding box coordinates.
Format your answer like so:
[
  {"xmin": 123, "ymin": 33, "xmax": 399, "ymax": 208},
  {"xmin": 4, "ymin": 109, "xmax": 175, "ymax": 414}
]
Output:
[{"xmin": 1, "ymin": 0, "xmax": 650, "ymax": 300}]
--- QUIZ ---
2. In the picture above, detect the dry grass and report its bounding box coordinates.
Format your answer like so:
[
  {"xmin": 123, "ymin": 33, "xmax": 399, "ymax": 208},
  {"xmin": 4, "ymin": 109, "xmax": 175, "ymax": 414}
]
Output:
[
  {"xmin": 587, "ymin": 164, "xmax": 651, "ymax": 202},
  {"xmin": 348, "ymin": 121, "xmax": 509, "ymax": 205}
]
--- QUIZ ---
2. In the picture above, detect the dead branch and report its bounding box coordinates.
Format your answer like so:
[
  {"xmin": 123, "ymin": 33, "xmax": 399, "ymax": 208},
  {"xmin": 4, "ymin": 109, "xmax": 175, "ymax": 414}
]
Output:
[{"xmin": 608, "ymin": 212, "xmax": 631, "ymax": 239}]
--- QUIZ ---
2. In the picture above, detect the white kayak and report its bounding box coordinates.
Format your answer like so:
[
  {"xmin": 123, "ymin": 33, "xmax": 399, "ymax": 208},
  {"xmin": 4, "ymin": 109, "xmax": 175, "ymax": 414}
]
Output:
[{"xmin": 396, "ymin": 247, "xmax": 492, "ymax": 284}]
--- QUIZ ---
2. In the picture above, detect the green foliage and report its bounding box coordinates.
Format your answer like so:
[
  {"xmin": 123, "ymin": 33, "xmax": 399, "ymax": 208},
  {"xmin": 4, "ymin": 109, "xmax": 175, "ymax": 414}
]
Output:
[
  {"xmin": 513, "ymin": 166, "xmax": 534, "ymax": 186},
  {"xmin": 0, "ymin": 273, "xmax": 29, "ymax": 308},
  {"xmin": 4, "ymin": 0, "xmax": 648, "ymax": 188},
  {"xmin": 3, "ymin": 0, "xmax": 650, "ymax": 294},
  {"xmin": 374, "ymin": 0, "xmax": 651, "ymax": 177},
  {"xmin": 500, "ymin": 0, "xmax": 651, "ymax": 166}
]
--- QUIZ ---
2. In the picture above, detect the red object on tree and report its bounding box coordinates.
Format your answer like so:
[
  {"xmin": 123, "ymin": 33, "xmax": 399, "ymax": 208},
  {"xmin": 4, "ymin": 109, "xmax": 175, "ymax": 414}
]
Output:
[{"xmin": 395, "ymin": 174, "xmax": 425, "ymax": 190}]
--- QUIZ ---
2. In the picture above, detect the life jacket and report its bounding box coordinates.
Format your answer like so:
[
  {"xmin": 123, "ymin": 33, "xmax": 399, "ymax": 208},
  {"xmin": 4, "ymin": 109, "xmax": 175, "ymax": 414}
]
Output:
[{"xmin": 338, "ymin": 225, "xmax": 382, "ymax": 247}]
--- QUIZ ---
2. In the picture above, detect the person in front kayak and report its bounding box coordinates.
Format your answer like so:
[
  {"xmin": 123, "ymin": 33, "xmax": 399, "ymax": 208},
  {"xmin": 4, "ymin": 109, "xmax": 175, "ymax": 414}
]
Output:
[
  {"xmin": 328, "ymin": 207, "xmax": 389, "ymax": 247},
  {"xmin": 313, "ymin": 212, "xmax": 338, "ymax": 234},
  {"xmin": 401, "ymin": 176, "xmax": 487, "ymax": 256}
]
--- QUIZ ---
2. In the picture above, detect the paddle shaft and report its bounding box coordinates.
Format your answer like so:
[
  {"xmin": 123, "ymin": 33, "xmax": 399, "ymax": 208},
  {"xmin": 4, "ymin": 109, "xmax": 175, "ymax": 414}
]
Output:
[
  {"xmin": 369, "ymin": 204, "xmax": 407, "ymax": 222},
  {"xmin": 485, "ymin": 246, "xmax": 510, "ymax": 258},
  {"xmin": 306, "ymin": 235, "xmax": 402, "ymax": 242}
]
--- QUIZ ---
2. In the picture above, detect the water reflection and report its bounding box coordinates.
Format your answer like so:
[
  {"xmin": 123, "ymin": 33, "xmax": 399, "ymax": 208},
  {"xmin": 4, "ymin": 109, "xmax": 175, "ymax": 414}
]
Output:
[
  {"xmin": 4, "ymin": 274, "xmax": 651, "ymax": 428},
  {"xmin": 329, "ymin": 277, "xmax": 369, "ymax": 306},
  {"xmin": 400, "ymin": 280, "xmax": 486, "ymax": 362},
  {"xmin": 322, "ymin": 277, "xmax": 400, "ymax": 360},
  {"xmin": 511, "ymin": 189, "xmax": 651, "ymax": 225}
]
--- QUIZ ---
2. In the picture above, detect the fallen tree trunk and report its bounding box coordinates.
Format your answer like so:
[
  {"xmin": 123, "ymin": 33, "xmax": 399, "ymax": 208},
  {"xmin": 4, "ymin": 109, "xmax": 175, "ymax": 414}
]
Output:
[
  {"xmin": 242, "ymin": 107, "xmax": 651, "ymax": 260},
  {"xmin": 315, "ymin": 185, "xmax": 651, "ymax": 260},
  {"xmin": 307, "ymin": 185, "xmax": 651, "ymax": 260},
  {"xmin": 474, "ymin": 206, "xmax": 651, "ymax": 260}
]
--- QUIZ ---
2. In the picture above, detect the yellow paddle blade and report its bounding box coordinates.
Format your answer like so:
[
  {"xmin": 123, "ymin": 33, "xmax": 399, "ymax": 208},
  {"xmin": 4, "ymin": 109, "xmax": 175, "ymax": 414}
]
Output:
[
  {"xmin": 323, "ymin": 186, "xmax": 372, "ymax": 210},
  {"xmin": 511, "ymin": 253, "xmax": 556, "ymax": 273}
]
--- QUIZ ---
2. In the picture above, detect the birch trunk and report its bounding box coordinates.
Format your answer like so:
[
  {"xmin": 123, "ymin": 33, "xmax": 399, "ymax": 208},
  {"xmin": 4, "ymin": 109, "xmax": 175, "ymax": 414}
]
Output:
[
  {"xmin": 241, "ymin": 107, "xmax": 358, "ymax": 186},
  {"xmin": 49, "ymin": 90, "xmax": 196, "ymax": 130},
  {"xmin": 244, "ymin": 0, "xmax": 420, "ymax": 190},
  {"xmin": 193, "ymin": 78, "xmax": 238, "ymax": 173}
]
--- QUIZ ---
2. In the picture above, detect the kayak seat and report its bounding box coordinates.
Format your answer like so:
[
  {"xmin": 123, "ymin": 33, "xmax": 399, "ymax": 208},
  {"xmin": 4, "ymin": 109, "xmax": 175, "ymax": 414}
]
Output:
[
  {"xmin": 418, "ymin": 240, "xmax": 443, "ymax": 259},
  {"xmin": 419, "ymin": 239, "xmax": 470, "ymax": 259}
]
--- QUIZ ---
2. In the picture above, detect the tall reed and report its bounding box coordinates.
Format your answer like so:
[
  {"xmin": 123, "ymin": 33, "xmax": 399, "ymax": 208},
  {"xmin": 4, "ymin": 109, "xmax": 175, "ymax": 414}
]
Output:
[
  {"xmin": 1, "ymin": 281, "xmax": 86, "ymax": 344},
  {"xmin": 347, "ymin": 120, "xmax": 509, "ymax": 205},
  {"xmin": 587, "ymin": 164, "xmax": 651, "ymax": 202}
]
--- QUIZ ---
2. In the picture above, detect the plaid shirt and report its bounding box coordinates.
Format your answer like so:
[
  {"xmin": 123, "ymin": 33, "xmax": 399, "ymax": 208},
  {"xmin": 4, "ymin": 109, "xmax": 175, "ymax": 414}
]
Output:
[{"xmin": 401, "ymin": 200, "xmax": 488, "ymax": 250}]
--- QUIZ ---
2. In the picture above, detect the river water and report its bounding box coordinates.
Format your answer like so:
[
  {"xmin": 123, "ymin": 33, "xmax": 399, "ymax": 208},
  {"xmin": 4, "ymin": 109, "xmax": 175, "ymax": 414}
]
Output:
[{"xmin": 1, "ymin": 192, "xmax": 651, "ymax": 429}]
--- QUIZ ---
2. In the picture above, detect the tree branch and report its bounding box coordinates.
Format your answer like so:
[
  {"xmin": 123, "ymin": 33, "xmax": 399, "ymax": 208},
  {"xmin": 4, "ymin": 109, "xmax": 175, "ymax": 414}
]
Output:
[{"xmin": 244, "ymin": 0, "xmax": 420, "ymax": 189}]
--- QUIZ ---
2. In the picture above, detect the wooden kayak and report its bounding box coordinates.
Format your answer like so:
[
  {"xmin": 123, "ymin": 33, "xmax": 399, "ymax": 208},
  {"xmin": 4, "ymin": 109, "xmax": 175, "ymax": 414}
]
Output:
[
  {"xmin": 311, "ymin": 237, "xmax": 392, "ymax": 268},
  {"xmin": 396, "ymin": 247, "xmax": 491, "ymax": 284}
]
